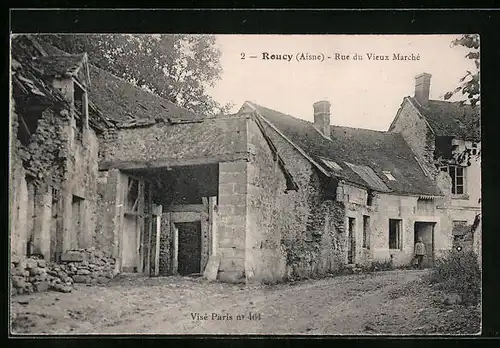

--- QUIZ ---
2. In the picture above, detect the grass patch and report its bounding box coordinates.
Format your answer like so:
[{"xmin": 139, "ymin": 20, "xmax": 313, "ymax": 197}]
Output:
[{"xmin": 429, "ymin": 250, "xmax": 481, "ymax": 305}]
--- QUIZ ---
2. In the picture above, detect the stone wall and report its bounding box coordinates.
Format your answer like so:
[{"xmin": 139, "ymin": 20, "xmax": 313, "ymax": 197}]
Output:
[
  {"xmin": 217, "ymin": 161, "xmax": 248, "ymax": 283},
  {"xmin": 100, "ymin": 118, "xmax": 248, "ymax": 168},
  {"xmin": 159, "ymin": 213, "xmax": 172, "ymax": 275},
  {"xmin": 10, "ymin": 90, "xmax": 100, "ymax": 263},
  {"xmin": 389, "ymin": 100, "xmax": 438, "ymax": 178},
  {"xmin": 244, "ymin": 117, "xmax": 346, "ymax": 282},
  {"xmin": 10, "ymin": 248, "xmax": 118, "ymax": 296}
]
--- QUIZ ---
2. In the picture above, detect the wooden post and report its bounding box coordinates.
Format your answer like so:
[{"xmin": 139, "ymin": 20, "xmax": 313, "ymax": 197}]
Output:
[
  {"xmin": 153, "ymin": 204, "xmax": 163, "ymax": 276},
  {"xmin": 146, "ymin": 183, "xmax": 152, "ymax": 276},
  {"xmin": 209, "ymin": 196, "xmax": 217, "ymax": 256},
  {"xmin": 137, "ymin": 181, "xmax": 145, "ymax": 273},
  {"xmin": 172, "ymin": 217, "xmax": 178, "ymax": 275}
]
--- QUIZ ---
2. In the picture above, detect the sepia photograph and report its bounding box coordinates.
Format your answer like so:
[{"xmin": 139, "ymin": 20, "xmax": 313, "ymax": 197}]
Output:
[{"xmin": 9, "ymin": 32, "xmax": 481, "ymax": 335}]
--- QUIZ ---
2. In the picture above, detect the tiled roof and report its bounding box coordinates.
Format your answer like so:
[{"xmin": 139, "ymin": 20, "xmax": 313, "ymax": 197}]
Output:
[
  {"xmin": 35, "ymin": 37, "xmax": 204, "ymax": 125},
  {"xmin": 409, "ymin": 97, "xmax": 480, "ymax": 142},
  {"xmin": 31, "ymin": 54, "xmax": 86, "ymax": 78},
  {"xmin": 249, "ymin": 102, "xmax": 443, "ymax": 196},
  {"xmin": 11, "ymin": 36, "xmax": 112, "ymax": 132},
  {"xmin": 88, "ymin": 65, "xmax": 203, "ymax": 125}
]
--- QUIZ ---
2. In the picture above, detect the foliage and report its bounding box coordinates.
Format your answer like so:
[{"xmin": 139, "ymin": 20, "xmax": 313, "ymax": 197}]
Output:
[
  {"xmin": 444, "ymin": 34, "xmax": 480, "ymax": 107},
  {"xmin": 429, "ymin": 250, "xmax": 481, "ymax": 305},
  {"xmin": 367, "ymin": 259, "xmax": 394, "ymax": 272},
  {"xmin": 37, "ymin": 34, "xmax": 232, "ymax": 116}
]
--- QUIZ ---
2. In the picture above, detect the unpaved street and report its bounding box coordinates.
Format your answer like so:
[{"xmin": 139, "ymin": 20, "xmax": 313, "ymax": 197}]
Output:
[{"xmin": 10, "ymin": 269, "xmax": 480, "ymax": 335}]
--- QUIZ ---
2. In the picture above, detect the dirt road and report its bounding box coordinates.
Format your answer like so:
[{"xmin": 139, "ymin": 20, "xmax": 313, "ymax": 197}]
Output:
[{"xmin": 10, "ymin": 269, "xmax": 480, "ymax": 335}]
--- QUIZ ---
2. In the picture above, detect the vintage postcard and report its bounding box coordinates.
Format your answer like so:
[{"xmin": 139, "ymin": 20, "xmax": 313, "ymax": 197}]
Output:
[{"xmin": 9, "ymin": 32, "xmax": 481, "ymax": 335}]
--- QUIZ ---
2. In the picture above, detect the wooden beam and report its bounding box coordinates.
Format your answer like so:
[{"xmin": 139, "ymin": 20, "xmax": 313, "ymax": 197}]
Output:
[
  {"xmin": 19, "ymin": 114, "xmax": 32, "ymax": 137},
  {"xmin": 124, "ymin": 211, "xmax": 143, "ymax": 217},
  {"xmin": 171, "ymin": 216, "xmax": 178, "ymax": 275},
  {"xmin": 209, "ymin": 197, "xmax": 217, "ymax": 256},
  {"xmin": 165, "ymin": 204, "xmax": 206, "ymax": 213},
  {"xmin": 99, "ymin": 153, "xmax": 250, "ymax": 171},
  {"xmin": 137, "ymin": 181, "xmax": 145, "ymax": 273},
  {"xmin": 146, "ymin": 183, "xmax": 152, "ymax": 276},
  {"xmin": 153, "ymin": 204, "xmax": 163, "ymax": 276}
]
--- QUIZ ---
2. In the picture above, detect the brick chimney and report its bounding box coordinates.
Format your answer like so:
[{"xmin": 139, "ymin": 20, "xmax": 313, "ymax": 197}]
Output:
[
  {"xmin": 313, "ymin": 100, "xmax": 331, "ymax": 138},
  {"xmin": 414, "ymin": 73, "xmax": 432, "ymax": 107}
]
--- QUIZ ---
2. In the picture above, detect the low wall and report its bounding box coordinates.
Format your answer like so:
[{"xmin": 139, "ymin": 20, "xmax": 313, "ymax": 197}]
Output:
[{"xmin": 10, "ymin": 248, "xmax": 119, "ymax": 296}]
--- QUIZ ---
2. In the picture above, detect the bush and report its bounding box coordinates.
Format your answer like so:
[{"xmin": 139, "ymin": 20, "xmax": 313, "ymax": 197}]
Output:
[{"xmin": 429, "ymin": 250, "xmax": 481, "ymax": 305}]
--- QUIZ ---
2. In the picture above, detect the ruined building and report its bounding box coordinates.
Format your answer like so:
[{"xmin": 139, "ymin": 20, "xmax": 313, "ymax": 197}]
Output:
[
  {"xmin": 10, "ymin": 36, "xmax": 481, "ymax": 286},
  {"xmin": 10, "ymin": 35, "xmax": 112, "ymax": 264}
]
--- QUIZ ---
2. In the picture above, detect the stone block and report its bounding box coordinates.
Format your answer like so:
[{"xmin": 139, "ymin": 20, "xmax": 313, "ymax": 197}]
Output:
[
  {"xmin": 203, "ymin": 254, "xmax": 221, "ymax": 281},
  {"xmin": 26, "ymin": 259, "xmax": 38, "ymax": 269},
  {"xmin": 29, "ymin": 267, "xmax": 43, "ymax": 276},
  {"xmin": 37, "ymin": 260, "xmax": 46, "ymax": 268},
  {"xmin": 11, "ymin": 267, "xmax": 25, "ymax": 277},
  {"xmin": 219, "ymin": 257, "xmax": 245, "ymax": 272},
  {"xmin": 73, "ymin": 275, "xmax": 89, "ymax": 283},
  {"xmin": 219, "ymin": 161, "xmax": 248, "ymax": 173},
  {"xmin": 11, "ymin": 276, "xmax": 25, "ymax": 287},
  {"xmin": 219, "ymin": 183, "xmax": 235, "ymax": 195},
  {"xmin": 61, "ymin": 251, "xmax": 88, "ymax": 262},
  {"xmin": 219, "ymin": 193, "xmax": 246, "ymax": 206},
  {"xmin": 77, "ymin": 269, "xmax": 91, "ymax": 275},
  {"xmin": 219, "ymin": 172, "xmax": 247, "ymax": 186},
  {"xmin": 97, "ymin": 277, "xmax": 109, "ymax": 284}
]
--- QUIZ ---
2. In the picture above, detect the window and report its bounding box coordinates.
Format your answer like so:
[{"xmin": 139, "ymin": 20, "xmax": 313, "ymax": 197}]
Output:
[
  {"xmin": 363, "ymin": 215, "xmax": 370, "ymax": 249},
  {"xmin": 347, "ymin": 217, "xmax": 356, "ymax": 264},
  {"xmin": 389, "ymin": 219, "xmax": 402, "ymax": 250},
  {"xmin": 367, "ymin": 190, "xmax": 374, "ymax": 206},
  {"xmin": 441, "ymin": 165, "xmax": 466, "ymax": 195},
  {"xmin": 17, "ymin": 110, "xmax": 42, "ymax": 146},
  {"xmin": 73, "ymin": 80, "xmax": 88, "ymax": 142},
  {"xmin": 383, "ymin": 171, "xmax": 396, "ymax": 181}
]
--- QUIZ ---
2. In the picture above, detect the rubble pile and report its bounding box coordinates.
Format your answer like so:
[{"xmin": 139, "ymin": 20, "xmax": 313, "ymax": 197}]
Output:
[
  {"xmin": 10, "ymin": 248, "xmax": 118, "ymax": 296},
  {"xmin": 10, "ymin": 256, "xmax": 72, "ymax": 295},
  {"xmin": 58, "ymin": 247, "xmax": 118, "ymax": 285}
]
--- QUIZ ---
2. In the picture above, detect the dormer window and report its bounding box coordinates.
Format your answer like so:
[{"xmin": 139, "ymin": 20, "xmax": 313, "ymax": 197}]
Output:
[{"xmin": 382, "ymin": 171, "xmax": 396, "ymax": 181}]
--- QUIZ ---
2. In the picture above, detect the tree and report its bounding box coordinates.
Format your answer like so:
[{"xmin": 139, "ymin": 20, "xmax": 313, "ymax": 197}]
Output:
[
  {"xmin": 37, "ymin": 34, "xmax": 232, "ymax": 116},
  {"xmin": 444, "ymin": 34, "xmax": 480, "ymax": 107},
  {"xmin": 443, "ymin": 34, "xmax": 481, "ymax": 166}
]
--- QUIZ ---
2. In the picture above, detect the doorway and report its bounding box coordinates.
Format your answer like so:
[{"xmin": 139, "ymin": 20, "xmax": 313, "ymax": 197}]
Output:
[
  {"xmin": 122, "ymin": 215, "xmax": 139, "ymax": 272},
  {"xmin": 176, "ymin": 221, "xmax": 202, "ymax": 275},
  {"xmin": 414, "ymin": 222, "xmax": 435, "ymax": 268},
  {"xmin": 347, "ymin": 217, "xmax": 356, "ymax": 264}
]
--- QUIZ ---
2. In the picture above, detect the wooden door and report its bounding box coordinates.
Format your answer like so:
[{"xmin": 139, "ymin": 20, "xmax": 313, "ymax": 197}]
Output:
[{"xmin": 176, "ymin": 221, "xmax": 202, "ymax": 275}]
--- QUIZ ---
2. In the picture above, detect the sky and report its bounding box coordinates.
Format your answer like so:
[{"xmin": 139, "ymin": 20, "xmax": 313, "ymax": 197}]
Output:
[{"xmin": 209, "ymin": 35, "xmax": 477, "ymax": 131}]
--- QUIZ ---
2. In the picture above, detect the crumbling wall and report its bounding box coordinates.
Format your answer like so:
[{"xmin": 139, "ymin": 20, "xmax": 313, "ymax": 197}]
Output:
[
  {"xmin": 245, "ymin": 118, "xmax": 345, "ymax": 283},
  {"xmin": 10, "ymin": 99, "xmax": 30, "ymax": 258},
  {"xmin": 10, "ymin": 248, "xmax": 118, "ymax": 296},
  {"xmin": 158, "ymin": 213, "xmax": 172, "ymax": 275}
]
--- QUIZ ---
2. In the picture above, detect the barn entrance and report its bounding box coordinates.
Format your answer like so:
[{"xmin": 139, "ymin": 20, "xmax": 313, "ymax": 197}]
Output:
[
  {"xmin": 414, "ymin": 222, "xmax": 435, "ymax": 268},
  {"xmin": 176, "ymin": 221, "xmax": 202, "ymax": 275}
]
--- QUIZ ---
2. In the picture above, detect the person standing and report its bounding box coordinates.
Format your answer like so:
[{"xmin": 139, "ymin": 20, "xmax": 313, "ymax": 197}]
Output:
[{"xmin": 414, "ymin": 237, "xmax": 426, "ymax": 269}]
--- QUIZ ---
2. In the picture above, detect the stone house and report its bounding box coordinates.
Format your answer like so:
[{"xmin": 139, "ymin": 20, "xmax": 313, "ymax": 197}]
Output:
[
  {"xmin": 389, "ymin": 73, "xmax": 481, "ymax": 255},
  {"xmin": 11, "ymin": 36, "xmax": 480, "ymax": 285},
  {"xmin": 10, "ymin": 35, "xmax": 112, "ymax": 264},
  {"xmin": 237, "ymin": 101, "xmax": 449, "ymax": 271}
]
